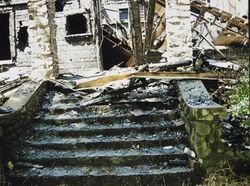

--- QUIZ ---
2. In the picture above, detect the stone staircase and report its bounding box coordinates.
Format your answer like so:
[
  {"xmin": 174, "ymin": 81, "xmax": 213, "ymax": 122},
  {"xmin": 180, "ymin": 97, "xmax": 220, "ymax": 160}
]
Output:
[{"xmin": 10, "ymin": 80, "xmax": 199, "ymax": 186}]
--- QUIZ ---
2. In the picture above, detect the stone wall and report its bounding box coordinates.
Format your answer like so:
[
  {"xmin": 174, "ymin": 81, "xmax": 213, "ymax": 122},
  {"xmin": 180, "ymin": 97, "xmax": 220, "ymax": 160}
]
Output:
[
  {"xmin": 0, "ymin": 1, "xmax": 31, "ymax": 67},
  {"xmin": 177, "ymin": 80, "xmax": 227, "ymax": 174},
  {"xmin": 0, "ymin": 80, "xmax": 48, "ymax": 168},
  {"xmin": 0, "ymin": 0, "xmax": 102, "ymax": 76},
  {"xmin": 55, "ymin": 0, "xmax": 103, "ymax": 75},
  {"xmin": 162, "ymin": 0, "xmax": 192, "ymax": 63}
]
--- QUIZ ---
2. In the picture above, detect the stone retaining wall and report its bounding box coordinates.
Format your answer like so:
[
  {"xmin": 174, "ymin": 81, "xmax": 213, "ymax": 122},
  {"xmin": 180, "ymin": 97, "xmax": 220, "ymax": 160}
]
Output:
[
  {"xmin": 0, "ymin": 80, "xmax": 48, "ymax": 167},
  {"xmin": 177, "ymin": 80, "xmax": 227, "ymax": 173}
]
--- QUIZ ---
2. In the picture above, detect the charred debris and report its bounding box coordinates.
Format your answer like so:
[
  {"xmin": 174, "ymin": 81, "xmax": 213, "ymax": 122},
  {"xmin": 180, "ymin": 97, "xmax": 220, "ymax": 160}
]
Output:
[
  {"xmin": 0, "ymin": 1, "xmax": 249, "ymax": 184},
  {"xmin": 0, "ymin": 0, "xmax": 248, "ymax": 94}
]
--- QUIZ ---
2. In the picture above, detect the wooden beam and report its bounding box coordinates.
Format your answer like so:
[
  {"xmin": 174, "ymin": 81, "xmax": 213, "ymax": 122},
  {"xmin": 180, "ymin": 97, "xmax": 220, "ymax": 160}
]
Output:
[
  {"xmin": 75, "ymin": 71, "xmax": 236, "ymax": 90},
  {"xmin": 192, "ymin": 28, "xmax": 225, "ymax": 58}
]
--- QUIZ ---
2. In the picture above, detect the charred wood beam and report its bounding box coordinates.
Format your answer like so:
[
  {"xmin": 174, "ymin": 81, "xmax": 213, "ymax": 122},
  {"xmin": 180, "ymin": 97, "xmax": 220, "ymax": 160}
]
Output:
[
  {"xmin": 192, "ymin": 28, "xmax": 225, "ymax": 58},
  {"xmin": 0, "ymin": 77, "xmax": 30, "ymax": 94},
  {"xmin": 104, "ymin": 36, "xmax": 132, "ymax": 55},
  {"xmin": 191, "ymin": 13, "xmax": 248, "ymax": 37},
  {"xmin": 191, "ymin": 0, "xmax": 248, "ymax": 30}
]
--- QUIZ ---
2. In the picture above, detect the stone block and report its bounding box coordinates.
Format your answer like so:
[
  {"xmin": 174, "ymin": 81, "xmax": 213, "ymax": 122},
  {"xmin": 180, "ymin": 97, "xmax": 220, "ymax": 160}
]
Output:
[
  {"xmin": 194, "ymin": 122, "xmax": 211, "ymax": 136},
  {"xmin": 194, "ymin": 136, "xmax": 211, "ymax": 158}
]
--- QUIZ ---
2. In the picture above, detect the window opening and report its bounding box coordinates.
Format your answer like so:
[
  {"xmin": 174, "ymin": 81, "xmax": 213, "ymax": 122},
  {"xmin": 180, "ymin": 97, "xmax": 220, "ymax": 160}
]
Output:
[
  {"xmin": 66, "ymin": 14, "xmax": 87, "ymax": 35},
  {"xmin": 0, "ymin": 13, "xmax": 11, "ymax": 60},
  {"xmin": 119, "ymin": 9, "xmax": 128, "ymax": 22},
  {"xmin": 55, "ymin": 0, "xmax": 67, "ymax": 12}
]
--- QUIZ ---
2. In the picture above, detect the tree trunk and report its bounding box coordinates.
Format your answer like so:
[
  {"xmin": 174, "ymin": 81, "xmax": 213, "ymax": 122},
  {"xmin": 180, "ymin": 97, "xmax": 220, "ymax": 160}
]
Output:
[
  {"xmin": 144, "ymin": 0, "xmax": 156, "ymax": 56},
  {"xmin": 129, "ymin": 0, "xmax": 144, "ymax": 66}
]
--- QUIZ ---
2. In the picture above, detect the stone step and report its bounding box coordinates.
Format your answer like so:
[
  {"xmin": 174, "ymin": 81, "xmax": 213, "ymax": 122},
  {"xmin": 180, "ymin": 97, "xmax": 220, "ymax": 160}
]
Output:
[
  {"xmin": 41, "ymin": 101, "xmax": 179, "ymax": 115},
  {"xmin": 16, "ymin": 147, "xmax": 188, "ymax": 167},
  {"xmin": 99, "ymin": 97, "xmax": 178, "ymax": 105},
  {"xmin": 43, "ymin": 84, "xmax": 176, "ymax": 103},
  {"xmin": 37, "ymin": 109, "xmax": 180, "ymax": 125},
  {"xmin": 32, "ymin": 119, "xmax": 185, "ymax": 137},
  {"xmin": 23, "ymin": 131, "xmax": 188, "ymax": 150},
  {"xmin": 43, "ymin": 91, "xmax": 83, "ymax": 104},
  {"xmin": 11, "ymin": 165, "xmax": 192, "ymax": 186}
]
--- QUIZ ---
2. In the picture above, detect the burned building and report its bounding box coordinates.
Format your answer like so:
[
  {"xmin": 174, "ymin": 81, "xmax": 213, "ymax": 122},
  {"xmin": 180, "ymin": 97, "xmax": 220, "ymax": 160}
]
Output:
[{"xmin": 0, "ymin": 0, "xmax": 103, "ymax": 76}]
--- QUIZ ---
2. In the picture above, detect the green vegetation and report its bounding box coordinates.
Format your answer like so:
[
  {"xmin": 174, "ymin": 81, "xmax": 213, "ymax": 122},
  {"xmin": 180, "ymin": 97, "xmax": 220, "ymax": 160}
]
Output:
[
  {"xmin": 229, "ymin": 72, "xmax": 250, "ymax": 128},
  {"xmin": 203, "ymin": 168, "xmax": 250, "ymax": 186},
  {"xmin": 7, "ymin": 161, "xmax": 14, "ymax": 170}
]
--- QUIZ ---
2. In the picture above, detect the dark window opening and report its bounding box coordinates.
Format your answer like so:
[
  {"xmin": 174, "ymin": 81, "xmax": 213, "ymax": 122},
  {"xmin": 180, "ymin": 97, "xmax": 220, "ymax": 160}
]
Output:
[
  {"xmin": 55, "ymin": 0, "xmax": 66, "ymax": 12},
  {"xmin": 17, "ymin": 26, "xmax": 29, "ymax": 52},
  {"xmin": 0, "ymin": 13, "xmax": 11, "ymax": 60},
  {"xmin": 66, "ymin": 14, "xmax": 87, "ymax": 35},
  {"xmin": 119, "ymin": 9, "xmax": 128, "ymax": 22}
]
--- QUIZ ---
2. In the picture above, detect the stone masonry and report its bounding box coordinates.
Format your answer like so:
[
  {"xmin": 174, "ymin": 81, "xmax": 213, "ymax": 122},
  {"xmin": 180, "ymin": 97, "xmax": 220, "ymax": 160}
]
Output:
[
  {"xmin": 178, "ymin": 80, "xmax": 227, "ymax": 174},
  {"xmin": 0, "ymin": 0, "xmax": 102, "ymax": 76},
  {"xmin": 28, "ymin": 0, "xmax": 57, "ymax": 77},
  {"xmin": 162, "ymin": 0, "xmax": 192, "ymax": 63},
  {"xmin": 55, "ymin": 0, "xmax": 103, "ymax": 75}
]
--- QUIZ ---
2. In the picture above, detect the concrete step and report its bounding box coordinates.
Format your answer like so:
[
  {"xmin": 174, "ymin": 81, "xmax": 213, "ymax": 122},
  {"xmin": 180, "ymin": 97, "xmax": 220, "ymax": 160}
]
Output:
[
  {"xmin": 43, "ymin": 91, "xmax": 83, "ymax": 104},
  {"xmin": 16, "ymin": 147, "xmax": 188, "ymax": 167},
  {"xmin": 9, "ymin": 79, "xmax": 199, "ymax": 186},
  {"xmin": 32, "ymin": 119, "xmax": 185, "ymax": 137},
  {"xmin": 43, "ymin": 83, "xmax": 176, "ymax": 104},
  {"xmin": 11, "ymin": 165, "xmax": 192, "ymax": 186},
  {"xmin": 23, "ymin": 131, "xmax": 188, "ymax": 150},
  {"xmin": 41, "ymin": 100, "xmax": 179, "ymax": 115},
  {"xmin": 37, "ymin": 109, "xmax": 180, "ymax": 125}
]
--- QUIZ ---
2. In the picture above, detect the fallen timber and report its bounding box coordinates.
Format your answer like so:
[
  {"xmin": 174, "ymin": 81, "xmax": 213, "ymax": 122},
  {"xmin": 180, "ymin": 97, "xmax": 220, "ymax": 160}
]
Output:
[
  {"xmin": 74, "ymin": 71, "xmax": 237, "ymax": 89},
  {"xmin": 0, "ymin": 77, "xmax": 30, "ymax": 95},
  {"xmin": 191, "ymin": 0, "xmax": 249, "ymax": 46}
]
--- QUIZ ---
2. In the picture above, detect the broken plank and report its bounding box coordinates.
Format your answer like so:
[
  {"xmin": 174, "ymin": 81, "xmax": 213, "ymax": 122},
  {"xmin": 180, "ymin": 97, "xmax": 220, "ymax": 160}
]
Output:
[
  {"xmin": 74, "ymin": 72, "xmax": 136, "ymax": 89},
  {"xmin": 74, "ymin": 71, "xmax": 236, "ymax": 90}
]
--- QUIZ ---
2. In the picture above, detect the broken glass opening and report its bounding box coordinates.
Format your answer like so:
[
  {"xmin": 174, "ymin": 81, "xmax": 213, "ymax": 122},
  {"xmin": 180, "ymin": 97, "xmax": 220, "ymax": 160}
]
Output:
[
  {"xmin": 17, "ymin": 26, "xmax": 29, "ymax": 52},
  {"xmin": 66, "ymin": 14, "xmax": 87, "ymax": 35}
]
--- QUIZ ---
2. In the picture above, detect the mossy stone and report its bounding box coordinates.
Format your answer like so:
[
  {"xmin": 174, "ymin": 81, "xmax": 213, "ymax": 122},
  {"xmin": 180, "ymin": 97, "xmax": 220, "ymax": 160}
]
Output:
[
  {"xmin": 194, "ymin": 137, "xmax": 211, "ymax": 158},
  {"xmin": 208, "ymin": 133, "xmax": 215, "ymax": 144},
  {"xmin": 195, "ymin": 122, "xmax": 211, "ymax": 136}
]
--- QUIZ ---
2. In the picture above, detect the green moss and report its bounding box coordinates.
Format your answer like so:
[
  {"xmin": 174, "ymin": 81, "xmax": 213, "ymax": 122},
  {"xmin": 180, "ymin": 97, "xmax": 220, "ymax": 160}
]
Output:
[{"xmin": 195, "ymin": 122, "xmax": 211, "ymax": 136}]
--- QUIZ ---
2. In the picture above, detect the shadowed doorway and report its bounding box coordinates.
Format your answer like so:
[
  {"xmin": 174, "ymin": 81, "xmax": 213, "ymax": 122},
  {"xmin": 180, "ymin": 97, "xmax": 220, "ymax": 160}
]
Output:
[{"xmin": 0, "ymin": 13, "xmax": 11, "ymax": 60}]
